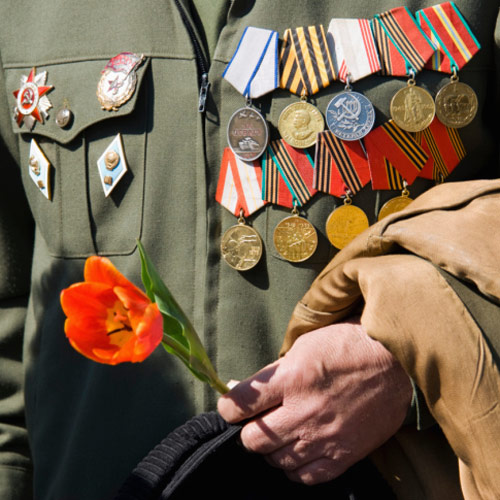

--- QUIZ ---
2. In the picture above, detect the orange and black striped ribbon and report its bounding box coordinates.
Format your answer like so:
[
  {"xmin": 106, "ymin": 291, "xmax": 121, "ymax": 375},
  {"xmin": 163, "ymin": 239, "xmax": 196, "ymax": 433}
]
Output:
[
  {"xmin": 373, "ymin": 6, "xmax": 435, "ymax": 76},
  {"xmin": 262, "ymin": 139, "xmax": 316, "ymax": 208},
  {"xmin": 414, "ymin": 117, "xmax": 466, "ymax": 181},
  {"xmin": 279, "ymin": 25, "xmax": 336, "ymax": 96},
  {"xmin": 364, "ymin": 120, "xmax": 428, "ymax": 190},
  {"xmin": 314, "ymin": 131, "xmax": 371, "ymax": 197}
]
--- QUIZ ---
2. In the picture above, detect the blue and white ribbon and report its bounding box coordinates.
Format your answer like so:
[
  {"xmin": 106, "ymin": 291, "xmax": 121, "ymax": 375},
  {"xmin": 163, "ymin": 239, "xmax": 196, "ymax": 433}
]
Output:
[{"xmin": 223, "ymin": 27, "xmax": 279, "ymax": 99}]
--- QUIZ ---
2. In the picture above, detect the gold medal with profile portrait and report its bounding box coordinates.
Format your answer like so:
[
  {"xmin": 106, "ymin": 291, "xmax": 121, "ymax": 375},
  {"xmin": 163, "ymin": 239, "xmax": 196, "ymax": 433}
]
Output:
[{"xmin": 278, "ymin": 101, "xmax": 324, "ymax": 149}]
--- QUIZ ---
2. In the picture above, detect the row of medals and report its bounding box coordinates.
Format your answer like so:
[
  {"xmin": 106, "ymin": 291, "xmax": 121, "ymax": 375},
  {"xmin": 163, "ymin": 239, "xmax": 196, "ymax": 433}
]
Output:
[{"xmin": 221, "ymin": 75, "xmax": 477, "ymax": 271}]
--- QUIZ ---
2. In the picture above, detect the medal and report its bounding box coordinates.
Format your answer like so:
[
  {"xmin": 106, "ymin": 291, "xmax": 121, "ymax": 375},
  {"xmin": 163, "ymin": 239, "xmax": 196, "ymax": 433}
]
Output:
[
  {"xmin": 378, "ymin": 185, "xmax": 414, "ymax": 220},
  {"xmin": 278, "ymin": 25, "xmax": 335, "ymax": 148},
  {"xmin": 97, "ymin": 134, "xmax": 128, "ymax": 197},
  {"xmin": 28, "ymin": 139, "xmax": 52, "ymax": 200},
  {"xmin": 325, "ymin": 192, "xmax": 369, "ymax": 250},
  {"xmin": 216, "ymin": 148, "xmax": 267, "ymax": 271},
  {"xmin": 273, "ymin": 207, "xmax": 318, "ymax": 263},
  {"xmin": 435, "ymin": 75, "xmax": 478, "ymax": 129},
  {"xmin": 416, "ymin": 2, "xmax": 481, "ymax": 129},
  {"xmin": 227, "ymin": 105, "xmax": 269, "ymax": 161},
  {"xmin": 221, "ymin": 213, "xmax": 263, "ymax": 271},
  {"xmin": 326, "ymin": 87, "xmax": 375, "ymax": 141},
  {"xmin": 223, "ymin": 27, "xmax": 279, "ymax": 161},
  {"xmin": 97, "ymin": 52, "xmax": 145, "ymax": 111},
  {"xmin": 13, "ymin": 68, "xmax": 53, "ymax": 130},
  {"xmin": 390, "ymin": 76, "xmax": 435, "ymax": 133},
  {"xmin": 278, "ymin": 99, "xmax": 324, "ymax": 149}
]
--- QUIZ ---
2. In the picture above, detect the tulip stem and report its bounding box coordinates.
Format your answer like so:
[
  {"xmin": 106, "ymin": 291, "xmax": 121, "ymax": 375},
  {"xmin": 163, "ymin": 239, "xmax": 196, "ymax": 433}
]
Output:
[{"xmin": 210, "ymin": 376, "xmax": 230, "ymax": 395}]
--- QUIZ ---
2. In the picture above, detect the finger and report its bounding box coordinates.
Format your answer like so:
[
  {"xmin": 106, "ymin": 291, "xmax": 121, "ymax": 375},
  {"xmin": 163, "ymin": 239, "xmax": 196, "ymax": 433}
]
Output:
[
  {"xmin": 239, "ymin": 405, "xmax": 299, "ymax": 454},
  {"xmin": 285, "ymin": 457, "xmax": 345, "ymax": 486},
  {"xmin": 265, "ymin": 438, "xmax": 319, "ymax": 471},
  {"xmin": 217, "ymin": 360, "xmax": 283, "ymax": 423}
]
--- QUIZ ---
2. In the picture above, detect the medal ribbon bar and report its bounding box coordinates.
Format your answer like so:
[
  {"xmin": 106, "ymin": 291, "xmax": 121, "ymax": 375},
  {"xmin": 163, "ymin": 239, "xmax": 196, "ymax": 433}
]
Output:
[
  {"xmin": 263, "ymin": 140, "xmax": 316, "ymax": 207},
  {"xmin": 415, "ymin": 117, "xmax": 466, "ymax": 180},
  {"xmin": 416, "ymin": 2, "xmax": 481, "ymax": 73},
  {"xmin": 279, "ymin": 25, "xmax": 336, "ymax": 95},
  {"xmin": 364, "ymin": 120, "xmax": 428, "ymax": 189},
  {"xmin": 328, "ymin": 18, "xmax": 381, "ymax": 83},
  {"xmin": 216, "ymin": 148, "xmax": 267, "ymax": 217},
  {"xmin": 223, "ymin": 27, "xmax": 279, "ymax": 98},
  {"xmin": 373, "ymin": 6, "xmax": 436, "ymax": 76},
  {"xmin": 314, "ymin": 132, "xmax": 371, "ymax": 197}
]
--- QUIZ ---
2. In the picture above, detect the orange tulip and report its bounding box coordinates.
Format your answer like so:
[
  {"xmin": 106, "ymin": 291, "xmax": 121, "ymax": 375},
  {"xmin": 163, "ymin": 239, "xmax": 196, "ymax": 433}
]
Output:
[{"xmin": 60, "ymin": 256, "xmax": 163, "ymax": 365}]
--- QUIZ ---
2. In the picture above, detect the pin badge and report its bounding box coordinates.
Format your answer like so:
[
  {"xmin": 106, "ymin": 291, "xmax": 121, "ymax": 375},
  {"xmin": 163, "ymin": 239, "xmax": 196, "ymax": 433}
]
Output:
[
  {"xmin": 97, "ymin": 52, "xmax": 145, "ymax": 111},
  {"xmin": 13, "ymin": 68, "xmax": 53, "ymax": 130},
  {"xmin": 29, "ymin": 139, "xmax": 52, "ymax": 200},
  {"xmin": 97, "ymin": 134, "xmax": 128, "ymax": 196}
]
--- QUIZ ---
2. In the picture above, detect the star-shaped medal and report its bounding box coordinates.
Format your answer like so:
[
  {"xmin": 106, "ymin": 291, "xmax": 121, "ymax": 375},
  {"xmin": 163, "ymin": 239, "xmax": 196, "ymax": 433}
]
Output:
[{"xmin": 13, "ymin": 68, "xmax": 53, "ymax": 130}]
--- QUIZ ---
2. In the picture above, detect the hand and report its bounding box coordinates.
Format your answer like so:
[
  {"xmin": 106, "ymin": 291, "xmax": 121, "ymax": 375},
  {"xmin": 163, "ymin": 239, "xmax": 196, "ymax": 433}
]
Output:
[{"xmin": 218, "ymin": 319, "xmax": 412, "ymax": 485}]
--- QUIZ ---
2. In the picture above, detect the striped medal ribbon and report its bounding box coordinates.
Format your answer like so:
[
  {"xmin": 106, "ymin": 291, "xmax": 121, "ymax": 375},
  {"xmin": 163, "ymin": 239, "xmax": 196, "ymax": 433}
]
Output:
[
  {"xmin": 417, "ymin": 2, "xmax": 481, "ymax": 129},
  {"xmin": 373, "ymin": 7, "xmax": 437, "ymax": 133},
  {"xmin": 262, "ymin": 140, "xmax": 319, "ymax": 262},
  {"xmin": 216, "ymin": 148, "xmax": 266, "ymax": 271},
  {"xmin": 325, "ymin": 18, "xmax": 379, "ymax": 141},
  {"xmin": 277, "ymin": 25, "xmax": 334, "ymax": 149},
  {"xmin": 314, "ymin": 131, "xmax": 371, "ymax": 249},
  {"xmin": 364, "ymin": 120, "xmax": 429, "ymax": 220},
  {"xmin": 414, "ymin": 117, "xmax": 466, "ymax": 181}
]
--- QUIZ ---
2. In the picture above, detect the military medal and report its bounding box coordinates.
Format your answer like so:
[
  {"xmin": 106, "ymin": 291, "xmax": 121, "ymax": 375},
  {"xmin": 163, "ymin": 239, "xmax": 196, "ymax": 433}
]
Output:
[
  {"xmin": 13, "ymin": 68, "xmax": 53, "ymax": 130},
  {"xmin": 97, "ymin": 134, "xmax": 129, "ymax": 197},
  {"xmin": 390, "ymin": 77, "xmax": 435, "ymax": 133},
  {"xmin": 278, "ymin": 25, "xmax": 336, "ymax": 148},
  {"xmin": 273, "ymin": 207, "xmax": 318, "ymax": 262},
  {"xmin": 262, "ymin": 140, "xmax": 318, "ymax": 262},
  {"xmin": 28, "ymin": 139, "xmax": 52, "ymax": 200},
  {"xmin": 223, "ymin": 27, "xmax": 279, "ymax": 161},
  {"xmin": 97, "ymin": 52, "xmax": 145, "ymax": 111},
  {"xmin": 216, "ymin": 148, "xmax": 267, "ymax": 271},
  {"xmin": 378, "ymin": 184, "xmax": 414, "ymax": 220},
  {"xmin": 417, "ymin": 2, "xmax": 481, "ymax": 129},
  {"xmin": 325, "ymin": 18, "xmax": 380, "ymax": 141},
  {"xmin": 325, "ymin": 193, "xmax": 369, "ymax": 250}
]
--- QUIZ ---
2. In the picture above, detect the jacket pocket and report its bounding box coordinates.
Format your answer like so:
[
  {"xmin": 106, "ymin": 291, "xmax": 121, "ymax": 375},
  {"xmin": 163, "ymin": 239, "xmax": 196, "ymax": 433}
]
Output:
[{"xmin": 5, "ymin": 57, "xmax": 150, "ymax": 258}]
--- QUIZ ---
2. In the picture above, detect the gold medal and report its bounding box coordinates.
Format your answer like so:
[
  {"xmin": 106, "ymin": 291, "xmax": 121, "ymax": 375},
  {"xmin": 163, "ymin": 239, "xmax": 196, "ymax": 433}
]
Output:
[
  {"xmin": 378, "ymin": 187, "xmax": 414, "ymax": 221},
  {"xmin": 390, "ymin": 79, "xmax": 435, "ymax": 133},
  {"xmin": 435, "ymin": 77, "xmax": 478, "ymax": 129},
  {"xmin": 325, "ymin": 195, "xmax": 369, "ymax": 250},
  {"xmin": 273, "ymin": 208, "xmax": 318, "ymax": 262},
  {"xmin": 221, "ymin": 218, "xmax": 262, "ymax": 271},
  {"xmin": 278, "ymin": 100, "xmax": 324, "ymax": 149}
]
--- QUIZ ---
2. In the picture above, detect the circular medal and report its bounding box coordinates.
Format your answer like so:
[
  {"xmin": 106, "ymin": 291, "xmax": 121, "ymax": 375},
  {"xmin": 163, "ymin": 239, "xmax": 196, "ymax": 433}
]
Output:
[
  {"xmin": 435, "ymin": 81, "xmax": 478, "ymax": 128},
  {"xmin": 390, "ymin": 85, "xmax": 435, "ymax": 132},
  {"xmin": 227, "ymin": 107, "xmax": 269, "ymax": 161},
  {"xmin": 273, "ymin": 215, "xmax": 318, "ymax": 262},
  {"xmin": 97, "ymin": 53, "xmax": 145, "ymax": 111},
  {"xmin": 378, "ymin": 195, "xmax": 414, "ymax": 221},
  {"xmin": 326, "ymin": 204, "xmax": 369, "ymax": 250},
  {"xmin": 278, "ymin": 101, "xmax": 324, "ymax": 149},
  {"xmin": 326, "ymin": 91, "xmax": 375, "ymax": 141},
  {"xmin": 221, "ymin": 224, "xmax": 263, "ymax": 271}
]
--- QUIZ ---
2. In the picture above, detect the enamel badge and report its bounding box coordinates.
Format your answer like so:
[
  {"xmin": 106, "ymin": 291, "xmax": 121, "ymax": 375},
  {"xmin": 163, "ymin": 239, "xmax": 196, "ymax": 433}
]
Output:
[
  {"xmin": 97, "ymin": 134, "xmax": 128, "ymax": 196},
  {"xmin": 97, "ymin": 52, "xmax": 145, "ymax": 111},
  {"xmin": 29, "ymin": 139, "xmax": 52, "ymax": 199},
  {"xmin": 13, "ymin": 68, "xmax": 53, "ymax": 130}
]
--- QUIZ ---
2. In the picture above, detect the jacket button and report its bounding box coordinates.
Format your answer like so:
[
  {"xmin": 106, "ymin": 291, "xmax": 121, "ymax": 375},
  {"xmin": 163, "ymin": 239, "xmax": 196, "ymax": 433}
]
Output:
[{"xmin": 55, "ymin": 107, "xmax": 72, "ymax": 128}]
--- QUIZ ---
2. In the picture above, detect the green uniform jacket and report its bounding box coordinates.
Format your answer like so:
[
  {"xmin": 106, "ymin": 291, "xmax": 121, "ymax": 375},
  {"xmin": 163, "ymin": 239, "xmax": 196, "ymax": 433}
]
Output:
[{"xmin": 0, "ymin": 1, "xmax": 498, "ymax": 498}]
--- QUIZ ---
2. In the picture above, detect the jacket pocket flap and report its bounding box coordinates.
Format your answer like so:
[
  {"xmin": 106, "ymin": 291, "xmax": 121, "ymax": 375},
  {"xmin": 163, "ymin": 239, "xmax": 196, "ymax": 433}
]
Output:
[{"xmin": 5, "ymin": 56, "xmax": 150, "ymax": 145}]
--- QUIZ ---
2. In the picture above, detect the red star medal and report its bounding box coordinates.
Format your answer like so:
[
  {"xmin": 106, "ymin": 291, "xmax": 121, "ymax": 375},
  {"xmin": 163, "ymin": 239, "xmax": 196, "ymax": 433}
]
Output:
[{"xmin": 13, "ymin": 68, "xmax": 53, "ymax": 130}]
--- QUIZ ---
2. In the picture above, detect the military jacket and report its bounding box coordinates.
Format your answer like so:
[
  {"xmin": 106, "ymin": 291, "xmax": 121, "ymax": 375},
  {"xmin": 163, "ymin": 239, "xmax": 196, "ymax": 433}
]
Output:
[{"xmin": 0, "ymin": 1, "xmax": 498, "ymax": 498}]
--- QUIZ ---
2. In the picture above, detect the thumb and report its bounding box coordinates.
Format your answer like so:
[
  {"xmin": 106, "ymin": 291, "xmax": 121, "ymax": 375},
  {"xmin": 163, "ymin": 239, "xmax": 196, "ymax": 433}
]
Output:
[{"xmin": 217, "ymin": 359, "xmax": 284, "ymax": 423}]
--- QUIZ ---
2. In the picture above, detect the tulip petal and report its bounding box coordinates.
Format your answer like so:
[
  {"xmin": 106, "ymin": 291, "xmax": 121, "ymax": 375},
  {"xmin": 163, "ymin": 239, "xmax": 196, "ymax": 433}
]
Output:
[{"xmin": 84, "ymin": 256, "xmax": 134, "ymax": 289}]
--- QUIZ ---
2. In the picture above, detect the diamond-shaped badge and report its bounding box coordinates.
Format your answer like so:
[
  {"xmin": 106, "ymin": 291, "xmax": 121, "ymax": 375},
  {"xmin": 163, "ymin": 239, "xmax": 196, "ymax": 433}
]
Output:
[
  {"xmin": 97, "ymin": 134, "xmax": 128, "ymax": 197},
  {"xmin": 29, "ymin": 139, "xmax": 51, "ymax": 200}
]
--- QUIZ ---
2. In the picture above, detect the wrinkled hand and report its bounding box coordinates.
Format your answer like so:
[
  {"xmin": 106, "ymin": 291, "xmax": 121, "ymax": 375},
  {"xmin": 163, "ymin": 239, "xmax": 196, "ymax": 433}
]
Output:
[{"xmin": 218, "ymin": 319, "xmax": 412, "ymax": 485}]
